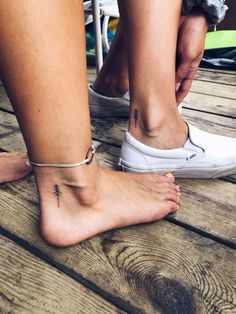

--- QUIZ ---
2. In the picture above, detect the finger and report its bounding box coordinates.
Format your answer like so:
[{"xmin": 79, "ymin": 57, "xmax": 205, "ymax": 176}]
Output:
[
  {"xmin": 176, "ymin": 78, "xmax": 193, "ymax": 105},
  {"xmin": 176, "ymin": 59, "xmax": 201, "ymax": 104},
  {"xmin": 179, "ymin": 15, "xmax": 186, "ymax": 28},
  {"xmin": 175, "ymin": 59, "xmax": 192, "ymax": 93}
]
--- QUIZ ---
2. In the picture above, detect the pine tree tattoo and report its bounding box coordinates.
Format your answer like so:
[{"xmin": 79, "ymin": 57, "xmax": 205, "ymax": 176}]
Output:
[
  {"xmin": 134, "ymin": 109, "xmax": 139, "ymax": 128},
  {"xmin": 53, "ymin": 184, "xmax": 62, "ymax": 207}
]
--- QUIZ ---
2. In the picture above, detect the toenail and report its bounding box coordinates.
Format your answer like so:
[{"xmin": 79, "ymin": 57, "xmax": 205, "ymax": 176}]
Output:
[{"xmin": 165, "ymin": 173, "xmax": 174, "ymax": 177}]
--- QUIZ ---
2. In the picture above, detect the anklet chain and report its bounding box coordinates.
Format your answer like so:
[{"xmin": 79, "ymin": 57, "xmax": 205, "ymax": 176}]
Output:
[{"xmin": 27, "ymin": 146, "xmax": 95, "ymax": 168}]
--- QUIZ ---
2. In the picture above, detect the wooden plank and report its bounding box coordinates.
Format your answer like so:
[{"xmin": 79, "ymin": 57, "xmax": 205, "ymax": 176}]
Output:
[
  {"xmin": 0, "ymin": 86, "xmax": 13, "ymax": 112},
  {"xmin": 0, "ymin": 235, "xmax": 125, "ymax": 314},
  {"xmin": 0, "ymin": 130, "xmax": 26, "ymax": 152},
  {"xmin": 0, "ymin": 110, "xmax": 19, "ymax": 136},
  {"xmin": 231, "ymin": 174, "xmax": 236, "ymax": 180},
  {"xmin": 182, "ymin": 109, "xmax": 236, "ymax": 137},
  {"xmin": 87, "ymin": 66, "xmax": 96, "ymax": 84},
  {"xmin": 173, "ymin": 178, "xmax": 236, "ymax": 243},
  {"xmin": 190, "ymin": 80, "xmax": 236, "ymax": 100},
  {"xmin": 0, "ymin": 110, "xmax": 235, "ymax": 245},
  {"xmin": 195, "ymin": 68, "xmax": 236, "ymax": 86},
  {"xmin": 0, "ymin": 181, "xmax": 235, "ymax": 314},
  {"xmin": 183, "ymin": 93, "xmax": 236, "ymax": 118},
  {"xmin": 198, "ymin": 67, "xmax": 236, "ymax": 76}
]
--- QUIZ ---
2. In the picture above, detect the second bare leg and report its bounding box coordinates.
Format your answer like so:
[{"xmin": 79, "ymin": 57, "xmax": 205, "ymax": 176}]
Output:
[
  {"xmin": 93, "ymin": 21, "xmax": 129, "ymax": 97},
  {"xmin": 118, "ymin": 0, "xmax": 187, "ymax": 150}
]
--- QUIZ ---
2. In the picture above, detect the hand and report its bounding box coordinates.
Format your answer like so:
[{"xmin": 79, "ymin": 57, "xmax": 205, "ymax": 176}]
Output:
[{"xmin": 176, "ymin": 10, "xmax": 208, "ymax": 105}]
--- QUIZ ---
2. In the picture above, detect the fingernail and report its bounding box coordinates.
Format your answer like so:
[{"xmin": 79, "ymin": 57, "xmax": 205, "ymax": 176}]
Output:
[
  {"xmin": 177, "ymin": 205, "xmax": 180, "ymax": 210},
  {"xmin": 176, "ymin": 185, "xmax": 180, "ymax": 191},
  {"xmin": 176, "ymin": 83, "xmax": 181, "ymax": 92}
]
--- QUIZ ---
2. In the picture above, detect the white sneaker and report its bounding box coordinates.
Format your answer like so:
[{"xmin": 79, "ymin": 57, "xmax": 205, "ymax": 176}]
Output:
[
  {"xmin": 88, "ymin": 84, "xmax": 182, "ymax": 117},
  {"xmin": 88, "ymin": 84, "xmax": 130, "ymax": 117},
  {"xmin": 118, "ymin": 123, "xmax": 236, "ymax": 178}
]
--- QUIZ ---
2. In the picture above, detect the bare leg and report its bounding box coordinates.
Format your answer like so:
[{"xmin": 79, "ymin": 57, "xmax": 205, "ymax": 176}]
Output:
[
  {"xmin": 93, "ymin": 21, "xmax": 129, "ymax": 97},
  {"xmin": 0, "ymin": 152, "xmax": 31, "ymax": 184},
  {"xmin": 118, "ymin": 0, "xmax": 187, "ymax": 150},
  {"xmin": 0, "ymin": 0, "xmax": 179, "ymax": 247}
]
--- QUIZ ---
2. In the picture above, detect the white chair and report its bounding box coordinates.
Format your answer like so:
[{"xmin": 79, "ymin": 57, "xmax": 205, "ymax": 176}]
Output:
[{"xmin": 84, "ymin": 0, "xmax": 119, "ymax": 73}]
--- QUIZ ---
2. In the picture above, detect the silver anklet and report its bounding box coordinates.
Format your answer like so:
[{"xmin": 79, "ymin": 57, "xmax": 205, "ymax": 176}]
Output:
[{"xmin": 27, "ymin": 146, "xmax": 96, "ymax": 168}]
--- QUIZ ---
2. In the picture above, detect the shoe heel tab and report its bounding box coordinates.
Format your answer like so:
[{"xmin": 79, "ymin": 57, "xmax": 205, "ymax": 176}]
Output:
[{"xmin": 124, "ymin": 131, "xmax": 137, "ymax": 144}]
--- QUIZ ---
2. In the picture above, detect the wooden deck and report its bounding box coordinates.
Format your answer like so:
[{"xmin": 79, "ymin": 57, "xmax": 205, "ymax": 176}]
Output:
[{"xmin": 0, "ymin": 67, "xmax": 235, "ymax": 314}]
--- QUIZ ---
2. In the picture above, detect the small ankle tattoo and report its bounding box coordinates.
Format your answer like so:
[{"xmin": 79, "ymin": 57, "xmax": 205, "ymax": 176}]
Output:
[
  {"xmin": 53, "ymin": 184, "xmax": 62, "ymax": 208},
  {"xmin": 134, "ymin": 109, "xmax": 139, "ymax": 128}
]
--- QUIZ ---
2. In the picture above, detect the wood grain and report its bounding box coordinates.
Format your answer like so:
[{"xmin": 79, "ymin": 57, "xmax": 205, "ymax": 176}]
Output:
[
  {"xmin": 172, "ymin": 178, "xmax": 236, "ymax": 244},
  {"xmin": 0, "ymin": 235, "xmax": 125, "ymax": 314},
  {"xmin": 0, "ymin": 181, "xmax": 235, "ymax": 314},
  {"xmin": 195, "ymin": 68, "xmax": 236, "ymax": 86},
  {"xmin": 183, "ymin": 93, "xmax": 236, "ymax": 118},
  {"xmin": 0, "ymin": 86, "xmax": 13, "ymax": 112},
  {"xmin": 190, "ymin": 80, "xmax": 236, "ymax": 100}
]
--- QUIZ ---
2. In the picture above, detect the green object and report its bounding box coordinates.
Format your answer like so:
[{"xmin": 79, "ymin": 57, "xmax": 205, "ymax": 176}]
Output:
[{"xmin": 205, "ymin": 30, "xmax": 236, "ymax": 50}]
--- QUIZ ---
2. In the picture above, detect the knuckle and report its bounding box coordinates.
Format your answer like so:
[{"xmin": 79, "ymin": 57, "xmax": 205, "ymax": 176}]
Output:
[{"xmin": 176, "ymin": 69, "xmax": 188, "ymax": 80}]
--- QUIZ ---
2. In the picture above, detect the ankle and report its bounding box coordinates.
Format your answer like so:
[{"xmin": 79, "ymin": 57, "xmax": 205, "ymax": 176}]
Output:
[
  {"xmin": 34, "ymin": 160, "xmax": 100, "ymax": 207},
  {"xmin": 130, "ymin": 104, "xmax": 182, "ymax": 135},
  {"xmin": 93, "ymin": 74, "xmax": 128, "ymax": 97},
  {"xmin": 129, "ymin": 113, "xmax": 187, "ymax": 149}
]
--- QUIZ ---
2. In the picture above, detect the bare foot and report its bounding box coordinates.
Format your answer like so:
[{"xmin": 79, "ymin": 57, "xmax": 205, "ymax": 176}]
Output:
[
  {"xmin": 0, "ymin": 152, "xmax": 32, "ymax": 184},
  {"xmin": 33, "ymin": 162, "xmax": 180, "ymax": 247}
]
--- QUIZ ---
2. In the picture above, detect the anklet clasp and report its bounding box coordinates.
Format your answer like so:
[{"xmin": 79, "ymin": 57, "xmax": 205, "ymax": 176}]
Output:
[{"xmin": 27, "ymin": 146, "xmax": 96, "ymax": 168}]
